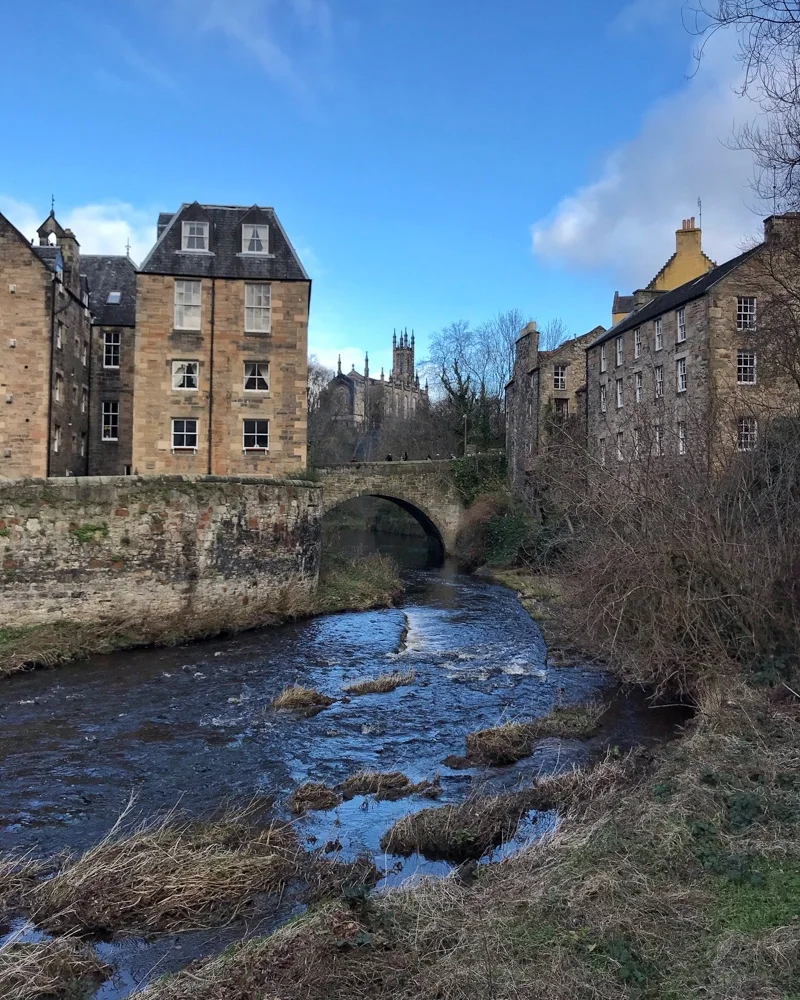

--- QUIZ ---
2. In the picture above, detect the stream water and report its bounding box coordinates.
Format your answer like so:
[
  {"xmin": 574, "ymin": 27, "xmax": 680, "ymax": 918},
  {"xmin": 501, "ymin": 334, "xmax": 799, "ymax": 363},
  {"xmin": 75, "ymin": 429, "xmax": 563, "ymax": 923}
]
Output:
[{"xmin": 0, "ymin": 531, "xmax": 690, "ymax": 997}]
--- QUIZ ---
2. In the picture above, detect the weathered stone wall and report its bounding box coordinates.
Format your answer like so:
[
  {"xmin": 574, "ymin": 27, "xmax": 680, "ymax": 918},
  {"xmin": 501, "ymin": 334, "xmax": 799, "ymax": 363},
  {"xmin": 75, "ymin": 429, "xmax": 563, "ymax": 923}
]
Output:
[
  {"xmin": 89, "ymin": 324, "xmax": 134, "ymax": 476},
  {"xmin": 0, "ymin": 475, "xmax": 321, "ymax": 627}
]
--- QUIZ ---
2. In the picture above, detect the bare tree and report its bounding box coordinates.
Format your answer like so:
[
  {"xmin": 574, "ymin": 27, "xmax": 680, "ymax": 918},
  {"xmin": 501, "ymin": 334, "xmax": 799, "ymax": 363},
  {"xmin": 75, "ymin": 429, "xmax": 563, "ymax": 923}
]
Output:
[{"xmin": 539, "ymin": 317, "xmax": 571, "ymax": 352}]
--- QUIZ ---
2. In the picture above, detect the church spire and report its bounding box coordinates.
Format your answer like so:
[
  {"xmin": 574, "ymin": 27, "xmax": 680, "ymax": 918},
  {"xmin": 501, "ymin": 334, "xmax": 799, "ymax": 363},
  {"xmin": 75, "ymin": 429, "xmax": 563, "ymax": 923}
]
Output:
[{"xmin": 337, "ymin": 354, "xmax": 342, "ymax": 375}]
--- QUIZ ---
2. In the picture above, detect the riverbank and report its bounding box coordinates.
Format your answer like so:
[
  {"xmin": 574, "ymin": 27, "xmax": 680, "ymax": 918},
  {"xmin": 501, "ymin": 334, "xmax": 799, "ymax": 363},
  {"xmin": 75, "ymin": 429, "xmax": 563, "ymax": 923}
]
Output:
[{"xmin": 0, "ymin": 552, "xmax": 403, "ymax": 680}]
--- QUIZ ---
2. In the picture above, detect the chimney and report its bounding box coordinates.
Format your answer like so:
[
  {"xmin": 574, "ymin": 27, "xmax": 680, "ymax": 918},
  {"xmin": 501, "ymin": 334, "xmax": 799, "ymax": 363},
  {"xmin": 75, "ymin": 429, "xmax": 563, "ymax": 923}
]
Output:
[
  {"xmin": 764, "ymin": 212, "xmax": 800, "ymax": 245},
  {"xmin": 675, "ymin": 216, "xmax": 701, "ymax": 257},
  {"xmin": 60, "ymin": 229, "xmax": 81, "ymax": 292}
]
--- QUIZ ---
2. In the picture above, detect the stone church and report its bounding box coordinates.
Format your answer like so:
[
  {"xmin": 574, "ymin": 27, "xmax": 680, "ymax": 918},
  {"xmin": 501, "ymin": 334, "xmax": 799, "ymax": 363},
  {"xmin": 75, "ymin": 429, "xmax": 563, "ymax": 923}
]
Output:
[{"xmin": 329, "ymin": 329, "xmax": 428, "ymax": 426}]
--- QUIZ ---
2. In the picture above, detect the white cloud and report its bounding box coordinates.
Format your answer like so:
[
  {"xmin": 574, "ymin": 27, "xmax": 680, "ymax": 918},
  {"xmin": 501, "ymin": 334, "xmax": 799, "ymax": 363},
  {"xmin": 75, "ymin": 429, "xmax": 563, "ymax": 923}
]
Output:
[
  {"xmin": 0, "ymin": 197, "xmax": 156, "ymax": 265},
  {"xmin": 531, "ymin": 22, "xmax": 764, "ymax": 286}
]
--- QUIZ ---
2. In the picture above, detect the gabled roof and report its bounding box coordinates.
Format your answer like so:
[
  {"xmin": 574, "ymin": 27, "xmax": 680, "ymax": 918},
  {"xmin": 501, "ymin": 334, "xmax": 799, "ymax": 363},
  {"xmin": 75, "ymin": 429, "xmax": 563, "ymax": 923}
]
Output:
[
  {"xmin": 31, "ymin": 245, "xmax": 63, "ymax": 271},
  {"xmin": 590, "ymin": 246, "xmax": 762, "ymax": 349},
  {"xmin": 139, "ymin": 203, "xmax": 309, "ymax": 281},
  {"xmin": 612, "ymin": 292, "xmax": 635, "ymax": 316},
  {"xmin": 81, "ymin": 255, "xmax": 137, "ymax": 327}
]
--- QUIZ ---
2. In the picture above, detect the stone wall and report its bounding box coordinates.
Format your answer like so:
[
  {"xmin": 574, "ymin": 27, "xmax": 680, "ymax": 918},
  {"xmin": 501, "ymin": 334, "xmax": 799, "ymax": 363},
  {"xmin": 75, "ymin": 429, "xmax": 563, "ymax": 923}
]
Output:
[
  {"xmin": 89, "ymin": 324, "xmax": 134, "ymax": 476},
  {"xmin": 0, "ymin": 475, "xmax": 321, "ymax": 627}
]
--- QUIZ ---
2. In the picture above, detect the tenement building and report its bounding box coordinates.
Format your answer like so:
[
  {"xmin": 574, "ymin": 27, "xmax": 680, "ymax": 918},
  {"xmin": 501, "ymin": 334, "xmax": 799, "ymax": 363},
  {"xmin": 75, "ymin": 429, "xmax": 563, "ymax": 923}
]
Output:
[
  {"xmin": 587, "ymin": 214, "xmax": 800, "ymax": 471},
  {"xmin": 134, "ymin": 203, "xmax": 310, "ymax": 476},
  {"xmin": 328, "ymin": 329, "xmax": 428, "ymax": 426},
  {"xmin": 0, "ymin": 210, "xmax": 93, "ymax": 478}
]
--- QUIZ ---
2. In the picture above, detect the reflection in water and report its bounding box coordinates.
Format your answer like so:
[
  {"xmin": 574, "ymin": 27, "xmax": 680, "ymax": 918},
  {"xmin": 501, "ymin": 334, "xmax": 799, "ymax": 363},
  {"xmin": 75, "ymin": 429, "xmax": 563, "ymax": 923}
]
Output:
[{"xmin": 0, "ymin": 532, "xmax": 689, "ymax": 997}]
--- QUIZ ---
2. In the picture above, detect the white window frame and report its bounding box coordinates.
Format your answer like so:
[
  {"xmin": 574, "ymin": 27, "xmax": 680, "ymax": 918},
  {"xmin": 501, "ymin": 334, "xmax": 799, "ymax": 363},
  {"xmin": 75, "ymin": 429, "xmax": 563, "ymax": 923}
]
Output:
[
  {"xmin": 554, "ymin": 397, "xmax": 569, "ymax": 419},
  {"xmin": 678, "ymin": 421, "xmax": 687, "ymax": 456},
  {"xmin": 600, "ymin": 344, "xmax": 607, "ymax": 373},
  {"xmin": 599, "ymin": 437, "xmax": 606, "ymax": 466},
  {"xmin": 80, "ymin": 432, "xmax": 86, "ymax": 458},
  {"xmin": 241, "ymin": 224, "xmax": 269, "ymax": 254},
  {"xmin": 737, "ymin": 350, "xmax": 757, "ymax": 384},
  {"xmin": 654, "ymin": 317, "xmax": 663, "ymax": 351},
  {"xmin": 82, "ymin": 338, "xmax": 89, "ymax": 366},
  {"xmin": 244, "ymin": 283, "xmax": 271, "ymax": 334},
  {"xmin": 737, "ymin": 296, "xmax": 757, "ymax": 332},
  {"xmin": 181, "ymin": 221, "xmax": 209, "ymax": 252},
  {"xmin": 677, "ymin": 307, "xmax": 686, "ymax": 343},
  {"xmin": 81, "ymin": 387, "xmax": 87, "ymax": 414},
  {"xmin": 635, "ymin": 371, "xmax": 643, "ymax": 403},
  {"xmin": 553, "ymin": 364, "xmax": 567, "ymax": 391},
  {"xmin": 172, "ymin": 360, "xmax": 200, "ymax": 391},
  {"xmin": 616, "ymin": 431, "xmax": 624, "ymax": 462},
  {"xmin": 53, "ymin": 424, "xmax": 61, "ymax": 454},
  {"xmin": 172, "ymin": 417, "xmax": 199, "ymax": 451},
  {"xmin": 104, "ymin": 330, "xmax": 121, "ymax": 369},
  {"xmin": 737, "ymin": 416, "xmax": 758, "ymax": 452},
  {"xmin": 632, "ymin": 427, "xmax": 640, "ymax": 460},
  {"xmin": 654, "ymin": 424, "xmax": 663, "ymax": 457},
  {"xmin": 174, "ymin": 280, "xmax": 202, "ymax": 331},
  {"xmin": 655, "ymin": 365, "xmax": 664, "ymax": 399},
  {"xmin": 634, "ymin": 328, "xmax": 642, "ymax": 358},
  {"xmin": 54, "ymin": 372, "xmax": 63, "ymax": 403},
  {"xmin": 616, "ymin": 378, "xmax": 623, "ymax": 409},
  {"xmin": 676, "ymin": 357, "xmax": 687, "ymax": 393},
  {"xmin": 243, "ymin": 361, "xmax": 270, "ymax": 392},
  {"xmin": 615, "ymin": 336, "xmax": 623, "ymax": 366},
  {"xmin": 599, "ymin": 383, "xmax": 607, "ymax": 413},
  {"xmin": 56, "ymin": 321, "xmax": 63, "ymax": 350},
  {"xmin": 243, "ymin": 418, "xmax": 270, "ymax": 451},
  {"xmin": 102, "ymin": 401, "xmax": 119, "ymax": 442}
]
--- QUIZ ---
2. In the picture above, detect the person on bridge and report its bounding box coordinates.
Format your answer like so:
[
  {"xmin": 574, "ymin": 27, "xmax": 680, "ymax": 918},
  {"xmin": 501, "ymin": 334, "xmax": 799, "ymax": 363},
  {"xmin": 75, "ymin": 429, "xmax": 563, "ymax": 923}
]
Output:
[{"xmin": 385, "ymin": 454, "xmax": 393, "ymax": 461}]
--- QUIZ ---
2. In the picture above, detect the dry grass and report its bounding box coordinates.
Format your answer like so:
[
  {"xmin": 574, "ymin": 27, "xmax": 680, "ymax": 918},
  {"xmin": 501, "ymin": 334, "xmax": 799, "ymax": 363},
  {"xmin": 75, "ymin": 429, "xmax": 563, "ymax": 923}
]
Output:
[
  {"xmin": 271, "ymin": 685, "xmax": 334, "ymax": 712},
  {"xmin": 288, "ymin": 782, "xmax": 342, "ymax": 814},
  {"xmin": 343, "ymin": 671, "xmax": 416, "ymax": 696},
  {"xmin": 340, "ymin": 771, "xmax": 441, "ymax": 802},
  {"xmin": 0, "ymin": 854, "xmax": 45, "ymax": 920},
  {"xmin": 29, "ymin": 808, "xmax": 301, "ymax": 935},
  {"xmin": 138, "ymin": 688, "xmax": 800, "ymax": 1000},
  {"xmin": 464, "ymin": 700, "xmax": 607, "ymax": 765},
  {"xmin": 0, "ymin": 936, "xmax": 111, "ymax": 1000}
]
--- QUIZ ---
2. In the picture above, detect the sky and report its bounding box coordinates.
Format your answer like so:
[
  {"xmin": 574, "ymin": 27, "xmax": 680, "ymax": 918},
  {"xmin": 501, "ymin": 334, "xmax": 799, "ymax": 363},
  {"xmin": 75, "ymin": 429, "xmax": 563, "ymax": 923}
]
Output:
[{"xmin": 0, "ymin": 0, "xmax": 765, "ymax": 379}]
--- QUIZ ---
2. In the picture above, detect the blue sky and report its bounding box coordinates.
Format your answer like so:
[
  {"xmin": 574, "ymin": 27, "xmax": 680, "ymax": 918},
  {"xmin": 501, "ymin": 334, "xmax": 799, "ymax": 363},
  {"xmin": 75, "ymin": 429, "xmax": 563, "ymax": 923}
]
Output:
[{"xmin": 0, "ymin": 0, "xmax": 762, "ymax": 377}]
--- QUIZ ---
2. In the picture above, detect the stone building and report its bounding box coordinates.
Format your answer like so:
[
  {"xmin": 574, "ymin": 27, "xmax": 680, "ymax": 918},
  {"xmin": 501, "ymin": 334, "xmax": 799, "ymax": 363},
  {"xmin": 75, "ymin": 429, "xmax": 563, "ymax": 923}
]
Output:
[
  {"xmin": 505, "ymin": 322, "xmax": 606, "ymax": 493},
  {"xmin": 587, "ymin": 214, "xmax": 800, "ymax": 472},
  {"xmin": 134, "ymin": 202, "xmax": 310, "ymax": 476},
  {"xmin": 612, "ymin": 218, "xmax": 716, "ymax": 326},
  {"xmin": 0, "ymin": 210, "xmax": 92, "ymax": 478},
  {"xmin": 328, "ymin": 329, "xmax": 428, "ymax": 427},
  {"xmin": 82, "ymin": 255, "xmax": 137, "ymax": 476}
]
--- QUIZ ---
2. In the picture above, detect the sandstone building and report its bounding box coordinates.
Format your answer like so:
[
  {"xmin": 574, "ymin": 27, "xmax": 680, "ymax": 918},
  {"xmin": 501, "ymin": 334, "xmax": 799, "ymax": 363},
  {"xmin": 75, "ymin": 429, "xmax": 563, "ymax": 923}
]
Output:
[
  {"xmin": 134, "ymin": 203, "xmax": 310, "ymax": 477},
  {"xmin": 328, "ymin": 329, "xmax": 428, "ymax": 427}
]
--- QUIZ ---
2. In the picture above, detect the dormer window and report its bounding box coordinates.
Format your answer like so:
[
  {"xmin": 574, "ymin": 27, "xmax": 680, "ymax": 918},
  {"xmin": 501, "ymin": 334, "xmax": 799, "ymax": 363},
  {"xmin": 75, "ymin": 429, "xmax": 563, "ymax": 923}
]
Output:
[
  {"xmin": 242, "ymin": 224, "xmax": 268, "ymax": 254},
  {"xmin": 182, "ymin": 221, "xmax": 209, "ymax": 252},
  {"xmin": 106, "ymin": 291, "xmax": 121, "ymax": 304}
]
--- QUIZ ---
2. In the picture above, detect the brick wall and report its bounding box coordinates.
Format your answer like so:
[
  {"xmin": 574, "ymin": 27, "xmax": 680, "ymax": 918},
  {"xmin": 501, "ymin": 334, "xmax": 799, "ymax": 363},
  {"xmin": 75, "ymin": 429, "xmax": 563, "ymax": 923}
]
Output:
[{"xmin": 0, "ymin": 475, "xmax": 321, "ymax": 627}]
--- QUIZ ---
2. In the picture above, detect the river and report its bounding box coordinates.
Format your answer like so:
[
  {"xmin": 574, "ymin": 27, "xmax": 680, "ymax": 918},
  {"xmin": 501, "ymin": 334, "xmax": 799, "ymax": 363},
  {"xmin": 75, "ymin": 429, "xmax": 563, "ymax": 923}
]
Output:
[{"xmin": 0, "ymin": 531, "xmax": 688, "ymax": 997}]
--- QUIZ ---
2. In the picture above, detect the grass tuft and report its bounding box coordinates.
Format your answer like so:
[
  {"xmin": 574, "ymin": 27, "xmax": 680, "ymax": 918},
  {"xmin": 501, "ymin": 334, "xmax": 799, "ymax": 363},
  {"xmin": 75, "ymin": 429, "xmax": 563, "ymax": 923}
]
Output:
[
  {"xmin": 289, "ymin": 782, "xmax": 342, "ymax": 814},
  {"xmin": 343, "ymin": 671, "xmax": 416, "ymax": 696},
  {"xmin": 465, "ymin": 701, "xmax": 606, "ymax": 765},
  {"xmin": 272, "ymin": 686, "xmax": 334, "ymax": 712},
  {"xmin": 0, "ymin": 937, "xmax": 111, "ymax": 1000},
  {"xmin": 340, "ymin": 771, "xmax": 441, "ymax": 802}
]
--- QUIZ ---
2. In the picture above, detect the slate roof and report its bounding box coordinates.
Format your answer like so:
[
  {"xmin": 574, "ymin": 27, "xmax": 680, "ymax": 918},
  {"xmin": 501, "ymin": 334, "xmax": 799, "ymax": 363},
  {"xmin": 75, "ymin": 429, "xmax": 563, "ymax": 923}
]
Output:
[
  {"xmin": 31, "ymin": 245, "xmax": 63, "ymax": 271},
  {"xmin": 140, "ymin": 203, "xmax": 309, "ymax": 281},
  {"xmin": 590, "ymin": 246, "xmax": 762, "ymax": 350},
  {"xmin": 81, "ymin": 255, "xmax": 137, "ymax": 327},
  {"xmin": 612, "ymin": 292, "xmax": 635, "ymax": 316}
]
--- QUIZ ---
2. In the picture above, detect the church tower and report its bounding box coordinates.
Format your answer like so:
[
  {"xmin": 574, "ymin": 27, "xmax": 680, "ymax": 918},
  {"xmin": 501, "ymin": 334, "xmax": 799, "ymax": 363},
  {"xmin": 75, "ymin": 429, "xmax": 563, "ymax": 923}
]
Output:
[{"xmin": 391, "ymin": 328, "xmax": 415, "ymax": 387}]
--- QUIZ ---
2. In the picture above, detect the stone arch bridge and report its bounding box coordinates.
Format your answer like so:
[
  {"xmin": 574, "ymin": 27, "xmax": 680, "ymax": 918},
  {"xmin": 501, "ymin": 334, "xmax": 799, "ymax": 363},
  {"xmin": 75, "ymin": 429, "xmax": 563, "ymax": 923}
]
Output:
[{"xmin": 315, "ymin": 460, "xmax": 465, "ymax": 554}]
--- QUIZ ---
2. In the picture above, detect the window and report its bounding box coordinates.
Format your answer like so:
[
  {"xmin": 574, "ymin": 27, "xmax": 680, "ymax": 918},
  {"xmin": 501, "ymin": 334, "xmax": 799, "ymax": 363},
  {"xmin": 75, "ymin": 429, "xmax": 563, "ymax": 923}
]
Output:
[
  {"xmin": 82, "ymin": 338, "xmax": 88, "ymax": 366},
  {"xmin": 81, "ymin": 387, "xmax": 87, "ymax": 413},
  {"xmin": 72, "ymin": 383, "xmax": 78, "ymax": 405},
  {"xmin": 74, "ymin": 335, "xmax": 80, "ymax": 356},
  {"xmin": 616, "ymin": 378, "xmax": 623, "ymax": 409},
  {"xmin": 654, "ymin": 317, "xmax": 663, "ymax": 351},
  {"xmin": 72, "ymin": 431, "xmax": 77, "ymax": 453},
  {"xmin": 242, "ymin": 224, "xmax": 268, "ymax": 254},
  {"xmin": 655, "ymin": 365, "xmax": 664, "ymax": 399},
  {"xmin": 599, "ymin": 384, "xmax": 607, "ymax": 413},
  {"xmin": 633, "ymin": 427, "xmax": 640, "ymax": 460},
  {"xmin": 737, "ymin": 296, "xmax": 757, "ymax": 331},
  {"xmin": 634, "ymin": 328, "xmax": 642, "ymax": 358},
  {"xmin": 54, "ymin": 372, "xmax": 63, "ymax": 402},
  {"xmin": 737, "ymin": 416, "xmax": 758, "ymax": 451},
  {"xmin": 80, "ymin": 432, "xmax": 86, "ymax": 458},
  {"xmin": 174, "ymin": 280, "xmax": 201, "ymax": 330},
  {"xmin": 553, "ymin": 364, "xmax": 567, "ymax": 391},
  {"xmin": 677, "ymin": 307, "xmax": 686, "ymax": 343},
  {"xmin": 102, "ymin": 401, "xmax": 119, "ymax": 441},
  {"xmin": 182, "ymin": 221, "xmax": 208, "ymax": 251},
  {"xmin": 554, "ymin": 398, "xmax": 569, "ymax": 418},
  {"xmin": 172, "ymin": 360, "xmax": 199, "ymax": 390},
  {"xmin": 738, "ymin": 350, "xmax": 757, "ymax": 384},
  {"xmin": 678, "ymin": 421, "xmax": 687, "ymax": 456},
  {"xmin": 654, "ymin": 424, "xmax": 663, "ymax": 457},
  {"xmin": 676, "ymin": 357, "xmax": 687, "ymax": 393},
  {"xmin": 616, "ymin": 431, "xmax": 624, "ymax": 462},
  {"xmin": 53, "ymin": 424, "xmax": 61, "ymax": 453},
  {"xmin": 244, "ymin": 361, "xmax": 269, "ymax": 391},
  {"xmin": 635, "ymin": 371, "xmax": 643, "ymax": 403},
  {"xmin": 245, "ymin": 284, "xmax": 271, "ymax": 333},
  {"xmin": 243, "ymin": 418, "xmax": 269, "ymax": 450},
  {"xmin": 172, "ymin": 418, "xmax": 198, "ymax": 450},
  {"xmin": 124, "ymin": 465, "xmax": 132, "ymax": 476},
  {"xmin": 106, "ymin": 291, "xmax": 121, "ymax": 304},
  {"xmin": 599, "ymin": 437, "xmax": 606, "ymax": 466},
  {"xmin": 615, "ymin": 336, "xmax": 623, "ymax": 366},
  {"xmin": 56, "ymin": 321, "xmax": 63, "ymax": 350},
  {"xmin": 600, "ymin": 344, "xmax": 607, "ymax": 373},
  {"xmin": 104, "ymin": 330, "xmax": 120, "ymax": 368}
]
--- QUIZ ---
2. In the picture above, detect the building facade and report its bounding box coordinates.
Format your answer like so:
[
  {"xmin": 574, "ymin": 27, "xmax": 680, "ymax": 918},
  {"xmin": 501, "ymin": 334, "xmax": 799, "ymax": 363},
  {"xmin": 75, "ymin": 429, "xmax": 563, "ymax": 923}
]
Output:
[
  {"xmin": 587, "ymin": 215, "xmax": 800, "ymax": 473},
  {"xmin": 328, "ymin": 329, "xmax": 428, "ymax": 427},
  {"xmin": 134, "ymin": 203, "xmax": 310, "ymax": 477},
  {"xmin": 0, "ymin": 211, "xmax": 92, "ymax": 479}
]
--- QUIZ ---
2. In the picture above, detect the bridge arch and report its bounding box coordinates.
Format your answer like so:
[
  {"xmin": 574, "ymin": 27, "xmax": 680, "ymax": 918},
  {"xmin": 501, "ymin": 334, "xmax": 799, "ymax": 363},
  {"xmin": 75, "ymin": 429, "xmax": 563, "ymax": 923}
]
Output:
[{"xmin": 321, "ymin": 490, "xmax": 447, "ymax": 561}]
